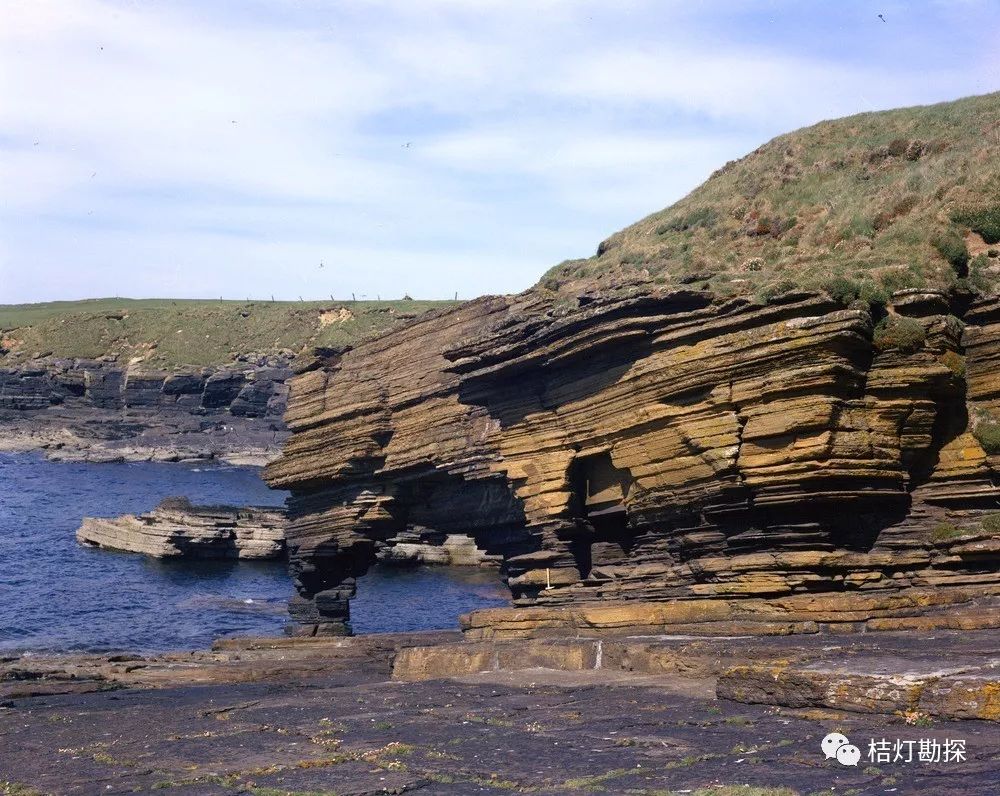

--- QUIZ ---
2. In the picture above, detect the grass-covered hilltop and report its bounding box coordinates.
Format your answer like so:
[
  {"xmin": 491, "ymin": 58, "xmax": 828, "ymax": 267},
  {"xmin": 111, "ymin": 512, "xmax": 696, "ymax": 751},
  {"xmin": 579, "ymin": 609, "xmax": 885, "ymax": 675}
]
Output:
[
  {"xmin": 542, "ymin": 91, "xmax": 1000, "ymax": 303},
  {"xmin": 0, "ymin": 297, "xmax": 457, "ymax": 369}
]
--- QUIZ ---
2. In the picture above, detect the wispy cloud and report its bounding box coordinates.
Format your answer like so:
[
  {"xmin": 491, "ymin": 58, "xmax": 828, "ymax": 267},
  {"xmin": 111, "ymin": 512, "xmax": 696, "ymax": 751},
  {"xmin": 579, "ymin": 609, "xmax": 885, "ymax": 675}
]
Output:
[{"xmin": 0, "ymin": 0, "xmax": 997, "ymax": 302}]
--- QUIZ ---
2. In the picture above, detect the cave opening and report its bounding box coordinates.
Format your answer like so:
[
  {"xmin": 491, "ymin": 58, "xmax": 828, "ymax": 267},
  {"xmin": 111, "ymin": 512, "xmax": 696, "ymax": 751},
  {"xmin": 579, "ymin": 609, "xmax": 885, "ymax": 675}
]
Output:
[
  {"xmin": 343, "ymin": 472, "xmax": 528, "ymax": 634},
  {"xmin": 567, "ymin": 451, "xmax": 635, "ymax": 577}
]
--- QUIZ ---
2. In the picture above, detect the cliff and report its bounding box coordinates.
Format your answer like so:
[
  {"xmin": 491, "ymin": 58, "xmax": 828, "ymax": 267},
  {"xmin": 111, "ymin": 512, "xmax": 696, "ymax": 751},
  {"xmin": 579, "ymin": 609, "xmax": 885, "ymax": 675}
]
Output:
[
  {"xmin": 0, "ymin": 298, "xmax": 454, "ymax": 462},
  {"xmin": 265, "ymin": 93, "xmax": 1000, "ymax": 637},
  {"xmin": 0, "ymin": 357, "xmax": 293, "ymax": 463}
]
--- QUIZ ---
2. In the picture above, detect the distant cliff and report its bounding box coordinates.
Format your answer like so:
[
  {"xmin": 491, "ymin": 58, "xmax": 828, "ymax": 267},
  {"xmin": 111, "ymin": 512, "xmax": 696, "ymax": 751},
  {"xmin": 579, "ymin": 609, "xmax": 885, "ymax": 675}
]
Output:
[
  {"xmin": 0, "ymin": 298, "xmax": 455, "ymax": 463},
  {"xmin": 0, "ymin": 356, "xmax": 293, "ymax": 463}
]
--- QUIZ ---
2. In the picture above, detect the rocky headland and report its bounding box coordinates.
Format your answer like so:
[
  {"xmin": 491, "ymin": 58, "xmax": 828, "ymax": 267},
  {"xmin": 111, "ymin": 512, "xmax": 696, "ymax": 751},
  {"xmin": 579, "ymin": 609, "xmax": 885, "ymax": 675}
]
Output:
[
  {"xmin": 3, "ymin": 92, "xmax": 1000, "ymax": 796},
  {"xmin": 77, "ymin": 497, "xmax": 287, "ymax": 560},
  {"xmin": 264, "ymin": 93, "xmax": 1000, "ymax": 642},
  {"xmin": 264, "ymin": 287, "xmax": 1000, "ymax": 638}
]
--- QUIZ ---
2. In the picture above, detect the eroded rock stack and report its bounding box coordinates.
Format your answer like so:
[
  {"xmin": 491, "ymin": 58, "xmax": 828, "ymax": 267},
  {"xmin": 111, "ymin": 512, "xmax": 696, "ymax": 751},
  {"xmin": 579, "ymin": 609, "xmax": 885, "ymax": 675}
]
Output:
[
  {"xmin": 265, "ymin": 288, "xmax": 1000, "ymax": 636},
  {"xmin": 77, "ymin": 497, "xmax": 286, "ymax": 559}
]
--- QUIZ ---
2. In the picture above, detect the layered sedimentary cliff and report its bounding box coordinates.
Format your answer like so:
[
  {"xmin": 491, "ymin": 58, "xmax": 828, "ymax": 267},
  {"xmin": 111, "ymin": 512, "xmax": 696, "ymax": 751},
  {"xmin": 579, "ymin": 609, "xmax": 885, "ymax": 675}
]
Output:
[
  {"xmin": 264, "ymin": 94, "xmax": 1000, "ymax": 637},
  {"xmin": 77, "ymin": 497, "xmax": 286, "ymax": 559},
  {"xmin": 265, "ymin": 286, "xmax": 1000, "ymax": 635},
  {"xmin": 0, "ymin": 357, "xmax": 292, "ymax": 463}
]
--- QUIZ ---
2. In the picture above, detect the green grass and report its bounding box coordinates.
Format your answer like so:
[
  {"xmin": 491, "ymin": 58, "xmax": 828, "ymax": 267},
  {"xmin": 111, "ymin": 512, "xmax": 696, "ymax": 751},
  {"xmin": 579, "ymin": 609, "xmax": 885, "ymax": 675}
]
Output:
[
  {"xmin": 540, "ymin": 92, "xmax": 1000, "ymax": 301},
  {"xmin": 972, "ymin": 410, "xmax": 1000, "ymax": 454},
  {"xmin": 560, "ymin": 767, "xmax": 631, "ymax": 789},
  {"xmin": 657, "ymin": 788, "xmax": 798, "ymax": 796},
  {"xmin": 873, "ymin": 315, "xmax": 927, "ymax": 353},
  {"xmin": 0, "ymin": 783, "xmax": 45, "ymax": 796},
  {"xmin": 981, "ymin": 513, "xmax": 1000, "ymax": 533},
  {"xmin": 0, "ymin": 297, "xmax": 457, "ymax": 369},
  {"xmin": 931, "ymin": 522, "xmax": 968, "ymax": 542}
]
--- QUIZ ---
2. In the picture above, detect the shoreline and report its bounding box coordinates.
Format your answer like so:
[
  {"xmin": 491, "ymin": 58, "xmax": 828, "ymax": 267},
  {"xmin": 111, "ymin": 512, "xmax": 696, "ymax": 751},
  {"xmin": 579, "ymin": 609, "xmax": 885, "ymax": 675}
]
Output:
[{"xmin": 0, "ymin": 432, "xmax": 280, "ymax": 467}]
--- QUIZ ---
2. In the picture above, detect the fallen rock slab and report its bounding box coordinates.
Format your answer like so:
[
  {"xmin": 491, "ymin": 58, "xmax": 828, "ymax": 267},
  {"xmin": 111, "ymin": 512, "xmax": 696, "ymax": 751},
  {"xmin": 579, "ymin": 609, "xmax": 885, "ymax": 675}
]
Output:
[{"xmin": 76, "ymin": 496, "xmax": 286, "ymax": 559}]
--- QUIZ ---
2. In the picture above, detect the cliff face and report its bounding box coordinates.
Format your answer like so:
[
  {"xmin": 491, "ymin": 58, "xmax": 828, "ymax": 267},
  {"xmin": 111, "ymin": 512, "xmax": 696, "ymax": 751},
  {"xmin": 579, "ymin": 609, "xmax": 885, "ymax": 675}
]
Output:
[
  {"xmin": 265, "ymin": 287, "xmax": 1000, "ymax": 636},
  {"xmin": 0, "ymin": 358, "xmax": 291, "ymax": 463},
  {"xmin": 0, "ymin": 298, "xmax": 457, "ymax": 462}
]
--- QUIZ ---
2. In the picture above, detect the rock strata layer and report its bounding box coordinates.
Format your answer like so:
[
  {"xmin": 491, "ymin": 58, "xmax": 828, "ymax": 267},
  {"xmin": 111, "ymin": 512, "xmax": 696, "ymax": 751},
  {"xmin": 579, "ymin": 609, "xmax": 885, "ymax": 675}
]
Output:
[
  {"xmin": 265, "ymin": 288, "xmax": 1000, "ymax": 636},
  {"xmin": 0, "ymin": 357, "xmax": 292, "ymax": 463},
  {"xmin": 77, "ymin": 497, "xmax": 286, "ymax": 559}
]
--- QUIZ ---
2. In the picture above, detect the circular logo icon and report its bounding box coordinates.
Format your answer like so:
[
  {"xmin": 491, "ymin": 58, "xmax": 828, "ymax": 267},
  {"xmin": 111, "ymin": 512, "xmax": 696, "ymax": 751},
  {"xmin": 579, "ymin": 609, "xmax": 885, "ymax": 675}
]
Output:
[
  {"xmin": 821, "ymin": 732, "xmax": 850, "ymax": 760},
  {"xmin": 836, "ymin": 744, "xmax": 862, "ymax": 767}
]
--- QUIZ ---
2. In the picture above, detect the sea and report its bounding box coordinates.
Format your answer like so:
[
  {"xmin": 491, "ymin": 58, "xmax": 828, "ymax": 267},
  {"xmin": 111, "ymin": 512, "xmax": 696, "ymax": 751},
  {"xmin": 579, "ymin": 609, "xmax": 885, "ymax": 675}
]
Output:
[{"xmin": 0, "ymin": 452, "xmax": 508, "ymax": 654}]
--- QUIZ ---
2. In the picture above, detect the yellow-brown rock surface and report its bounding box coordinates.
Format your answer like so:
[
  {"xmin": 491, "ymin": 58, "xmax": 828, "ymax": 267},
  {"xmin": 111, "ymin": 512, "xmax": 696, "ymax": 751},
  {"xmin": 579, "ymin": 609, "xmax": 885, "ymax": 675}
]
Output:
[{"xmin": 265, "ymin": 288, "xmax": 1000, "ymax": 636}]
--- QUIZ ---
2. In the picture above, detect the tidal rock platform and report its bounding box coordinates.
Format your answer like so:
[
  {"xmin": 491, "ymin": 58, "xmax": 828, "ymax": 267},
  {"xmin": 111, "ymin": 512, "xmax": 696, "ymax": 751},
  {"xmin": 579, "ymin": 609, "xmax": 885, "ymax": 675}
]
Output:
[
  {"xmin": 377, "ymin": 528, "xmax": 501, "ymax": 567},
  {"xmin": 1, "ymin": 628, "xmax": 998, "ymax": 794},
  {"xmin": 76, "ymin": 497, "xmax": 286, "ymax": 559}
]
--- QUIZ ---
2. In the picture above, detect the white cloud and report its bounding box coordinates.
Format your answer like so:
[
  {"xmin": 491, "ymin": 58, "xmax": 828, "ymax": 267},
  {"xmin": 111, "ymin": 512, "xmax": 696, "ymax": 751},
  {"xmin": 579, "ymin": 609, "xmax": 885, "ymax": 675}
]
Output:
[{"xmin": 0, "ymin": 0, "xmax": 997, "ymax": 302}]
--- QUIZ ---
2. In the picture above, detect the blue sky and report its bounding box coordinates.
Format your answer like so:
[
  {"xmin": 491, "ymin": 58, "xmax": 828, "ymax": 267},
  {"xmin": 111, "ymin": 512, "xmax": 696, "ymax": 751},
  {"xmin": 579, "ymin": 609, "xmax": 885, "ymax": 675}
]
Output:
[{"xmin": 1, "ymin": 0, "xmax": 998, "ymax": 303}]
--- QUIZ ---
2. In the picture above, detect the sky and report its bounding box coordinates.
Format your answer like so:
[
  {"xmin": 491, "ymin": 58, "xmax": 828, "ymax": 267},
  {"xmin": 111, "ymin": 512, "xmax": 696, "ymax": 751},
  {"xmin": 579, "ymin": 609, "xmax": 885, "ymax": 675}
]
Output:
[{"xmin": 1, "ymin": 1, "xmax": 998, "ymax": 304}]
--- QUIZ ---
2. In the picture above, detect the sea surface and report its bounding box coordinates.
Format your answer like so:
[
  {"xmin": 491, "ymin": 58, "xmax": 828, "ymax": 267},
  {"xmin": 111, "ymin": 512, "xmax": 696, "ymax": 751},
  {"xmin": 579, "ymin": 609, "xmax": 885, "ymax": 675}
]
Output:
[{"xmin": 0, "ymin": 453, "xmax": 509, "ymax": 653}]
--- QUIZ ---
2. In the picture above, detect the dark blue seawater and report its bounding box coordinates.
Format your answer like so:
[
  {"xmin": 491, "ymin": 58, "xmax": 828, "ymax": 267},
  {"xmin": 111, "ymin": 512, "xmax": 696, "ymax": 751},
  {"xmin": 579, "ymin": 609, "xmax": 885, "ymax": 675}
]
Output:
[
  {"xmin": 353, "ymin": 565, "xmax": 509, "ymax": 635},
  {"xmin": 0, "ymin": 452, "xmax": 509, "ymax": 653}
]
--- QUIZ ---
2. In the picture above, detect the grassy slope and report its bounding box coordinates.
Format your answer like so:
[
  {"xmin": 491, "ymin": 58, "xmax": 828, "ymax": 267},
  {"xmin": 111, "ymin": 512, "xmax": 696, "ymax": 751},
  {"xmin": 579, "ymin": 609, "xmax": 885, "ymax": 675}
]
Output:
[
  {"xmin": 541, "ymin": 92, "xmax": 1000, "ymax": 302},
  {"xmin": 0, "ymin": 297, "xmax": 457, "ymax": 369}
]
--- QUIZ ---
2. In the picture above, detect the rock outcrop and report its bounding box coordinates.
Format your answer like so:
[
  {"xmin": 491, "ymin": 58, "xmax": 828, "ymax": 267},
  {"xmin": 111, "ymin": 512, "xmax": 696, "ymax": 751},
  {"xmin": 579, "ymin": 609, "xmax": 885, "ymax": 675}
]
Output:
[
  {"xmin": 377, "ymin": 528, "xmax": 501, "ymax": 567},
  {"xmin": 0, "ymin": 358, "xmax": 292, "ymax": 463},
  {"xmin": 77, "ymin": 497, "xmax": 286, "ymax": 559},
  {"xmin": 265, "ymin": 286, "xmax": 1000, "ymax": 636}
]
